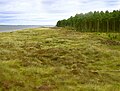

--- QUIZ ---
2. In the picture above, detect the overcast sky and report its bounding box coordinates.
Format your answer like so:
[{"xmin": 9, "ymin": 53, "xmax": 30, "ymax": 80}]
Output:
[{"xmin": 0, "ymin": 0, "xmax": 120, "ymax": 25}]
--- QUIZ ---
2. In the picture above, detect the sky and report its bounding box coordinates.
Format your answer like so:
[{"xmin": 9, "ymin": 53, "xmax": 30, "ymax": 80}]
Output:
[{"xmin": 0, "ymin": 0, "xmax": 120, "ymax": 25}]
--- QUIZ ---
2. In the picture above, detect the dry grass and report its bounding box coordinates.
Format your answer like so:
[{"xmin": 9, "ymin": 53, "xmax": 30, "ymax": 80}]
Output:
[{"xmin": 0, "ymin": 27, "xmax": 120, "ymax": 91}]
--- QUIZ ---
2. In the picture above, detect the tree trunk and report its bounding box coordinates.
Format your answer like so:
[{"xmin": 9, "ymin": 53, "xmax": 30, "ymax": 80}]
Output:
[
  {"xmin": 113, "ymin": 20, "xmax": 115, "ymax": 32},
  {"xmin": 97, "ymin": 20, "xmax": 99, "ymax": 32},
  {"xmin": 107, "ymin": 20, "xmax": 109, "ymax": 32}
]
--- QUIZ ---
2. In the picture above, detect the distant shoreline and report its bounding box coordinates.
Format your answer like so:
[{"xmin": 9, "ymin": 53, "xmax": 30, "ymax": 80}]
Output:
[{"xmin": 0, "ymin": 25, "xmax": 55, "ymax": 32}]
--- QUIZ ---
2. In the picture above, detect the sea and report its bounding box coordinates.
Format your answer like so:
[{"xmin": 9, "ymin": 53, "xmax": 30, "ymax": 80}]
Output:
[{"xmin": 0, "ymin": 25, "xmax": 54, "ymax": 32}]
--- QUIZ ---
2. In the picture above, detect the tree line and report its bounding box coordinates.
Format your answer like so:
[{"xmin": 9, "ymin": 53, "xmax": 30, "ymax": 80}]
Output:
[{"xmin": 56, "ymin": 10, "xmax": 120, "ymax": 32}]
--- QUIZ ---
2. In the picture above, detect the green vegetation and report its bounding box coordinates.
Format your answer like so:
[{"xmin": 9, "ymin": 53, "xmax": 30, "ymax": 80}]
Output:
[
  {"xmin": 0, "ymin": 27, "xmax": 120, "ymax": 91},
  {"xmin": 56, "ymin": 10, "xmax": 120, "ymax": 32}
]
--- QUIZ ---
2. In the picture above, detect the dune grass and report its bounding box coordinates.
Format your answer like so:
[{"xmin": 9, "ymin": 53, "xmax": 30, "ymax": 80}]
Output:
[{"xmin": 0, "ymin": 27, "xmax": 120, "ymax": 91}]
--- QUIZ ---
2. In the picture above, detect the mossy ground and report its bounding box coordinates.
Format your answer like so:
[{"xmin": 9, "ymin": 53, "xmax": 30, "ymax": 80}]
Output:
[{"xmin": 0, "ymin": 28, "xmax": 120, "ymax": 91}]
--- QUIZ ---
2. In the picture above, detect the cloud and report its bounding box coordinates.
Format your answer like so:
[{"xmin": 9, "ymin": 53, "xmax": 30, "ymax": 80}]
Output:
[{"xmin": 0, "ymin": 0, "xmax": 119, "ymax": 25}]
